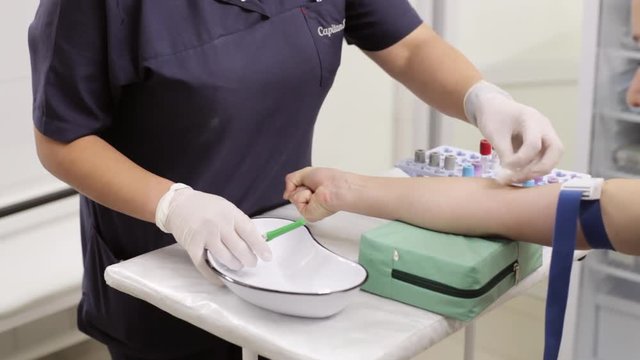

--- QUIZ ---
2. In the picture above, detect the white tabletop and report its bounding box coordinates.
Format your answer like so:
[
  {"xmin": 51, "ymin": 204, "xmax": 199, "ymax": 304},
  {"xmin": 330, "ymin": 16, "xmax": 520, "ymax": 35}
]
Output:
[{"xmin": 105, "ymin": 202, "xmax": 552, "ymax": 360}]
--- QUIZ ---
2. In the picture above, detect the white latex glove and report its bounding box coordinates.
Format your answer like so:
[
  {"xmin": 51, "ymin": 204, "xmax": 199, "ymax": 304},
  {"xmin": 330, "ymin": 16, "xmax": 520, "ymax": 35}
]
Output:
[
  {"xmin": 155, "ymin": 184, "xmax": 272, "ymax": 283},
  {"xmin": 464, "ymin": 80, "xmax": 564, "ymax": 183}
]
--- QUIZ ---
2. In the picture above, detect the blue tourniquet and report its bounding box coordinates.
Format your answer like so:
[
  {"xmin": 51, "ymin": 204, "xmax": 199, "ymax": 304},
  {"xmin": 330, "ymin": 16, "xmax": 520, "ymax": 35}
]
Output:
[{"xmin": 544, "ymin": 190, "xmax": 614, "ymax": 360}]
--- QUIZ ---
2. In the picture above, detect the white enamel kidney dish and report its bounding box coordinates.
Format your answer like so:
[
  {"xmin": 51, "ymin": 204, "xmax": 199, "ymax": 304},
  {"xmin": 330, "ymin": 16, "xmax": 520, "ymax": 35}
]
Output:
[{"xmin": 206, "ymin": 217, "xmax": 368, "ymax": 318}]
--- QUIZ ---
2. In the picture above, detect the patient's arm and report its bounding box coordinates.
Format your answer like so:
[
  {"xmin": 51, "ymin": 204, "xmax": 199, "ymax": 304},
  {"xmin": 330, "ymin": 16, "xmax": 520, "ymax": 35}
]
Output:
[{"xmin": 283, "ymin": 168, "xmax": 640, "ymax": 256}]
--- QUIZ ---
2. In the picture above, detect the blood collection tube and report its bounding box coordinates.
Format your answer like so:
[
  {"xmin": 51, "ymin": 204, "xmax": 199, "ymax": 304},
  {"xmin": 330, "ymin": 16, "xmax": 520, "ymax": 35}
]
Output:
[
  {"xmin": 462, "ymin": 164, "xmax": 474, "ymax": 177},
  {"xmin": 480, "ymin": 139, "xmax": 492, "ymax": 175},
  {"xmin": 472, "ymin": 161, "xmax": 482, "ymax": 177},
  {"xmin": 429, "ymin": 151, "xmax": 441, "ymax": 168},
  {"xmin": 444, "ymin": 154, "xmax": 457, "ymax": 176},
  {"xmin": 444, "ymin": 154, "xmax": 456, "ymax": 169}
]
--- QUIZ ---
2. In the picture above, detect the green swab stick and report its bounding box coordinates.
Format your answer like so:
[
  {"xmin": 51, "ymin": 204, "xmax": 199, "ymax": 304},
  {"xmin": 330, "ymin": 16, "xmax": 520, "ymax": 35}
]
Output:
[{"xmin": 264, "ymin": 218, "xmax": 307, "ymax": 242}]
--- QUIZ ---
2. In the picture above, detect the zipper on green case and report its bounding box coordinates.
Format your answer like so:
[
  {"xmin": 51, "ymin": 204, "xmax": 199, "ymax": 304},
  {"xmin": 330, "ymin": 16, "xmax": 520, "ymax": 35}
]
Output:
[{"xmin": 391, "ymin": 261, "xmax": 520, "ymax": 299}]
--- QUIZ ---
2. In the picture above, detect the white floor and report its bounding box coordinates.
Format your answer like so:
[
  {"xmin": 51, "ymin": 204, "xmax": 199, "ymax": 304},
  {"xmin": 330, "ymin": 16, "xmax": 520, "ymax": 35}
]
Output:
[
  {"xmin": 414, "ymin": 284, "xmax": 546, "ymax": 360},
  {"xmin": 38, "ymin": 282, "xmax": 547, "ymax": 360},
  {"xmin": 38, "ymin": 340, "xmax": 109, "ymax": 360}
]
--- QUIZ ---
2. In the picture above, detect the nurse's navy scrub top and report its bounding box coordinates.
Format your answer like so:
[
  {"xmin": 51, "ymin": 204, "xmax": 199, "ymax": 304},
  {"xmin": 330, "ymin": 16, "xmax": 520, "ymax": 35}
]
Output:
[{"xmin": 29, "ymin": 0, "xmax": 422, "ymax": 357}]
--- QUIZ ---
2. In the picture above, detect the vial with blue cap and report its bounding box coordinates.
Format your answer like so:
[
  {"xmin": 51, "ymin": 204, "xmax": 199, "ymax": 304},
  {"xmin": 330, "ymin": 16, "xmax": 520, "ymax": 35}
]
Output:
[{"xmin": 462, "ymin": 164, "xmax": 474, "ymax": 177}]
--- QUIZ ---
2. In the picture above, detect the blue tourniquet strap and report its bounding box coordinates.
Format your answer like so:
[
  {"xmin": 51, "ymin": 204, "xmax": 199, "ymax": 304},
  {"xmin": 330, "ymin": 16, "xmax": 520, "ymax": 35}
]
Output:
[
  {"xmin": 544, "ymin": 190, "xmax": 582, "ymax": 360},
  {"xmin": 580, "ymin": 201, "xmax": 614, "ymax": 250}
]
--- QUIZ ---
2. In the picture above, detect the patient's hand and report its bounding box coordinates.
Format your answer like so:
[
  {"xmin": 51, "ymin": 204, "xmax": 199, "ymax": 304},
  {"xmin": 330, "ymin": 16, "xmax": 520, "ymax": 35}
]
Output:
[{"xmin": 283, "ymin": 167, "xmax": 349, "ymax": 222}]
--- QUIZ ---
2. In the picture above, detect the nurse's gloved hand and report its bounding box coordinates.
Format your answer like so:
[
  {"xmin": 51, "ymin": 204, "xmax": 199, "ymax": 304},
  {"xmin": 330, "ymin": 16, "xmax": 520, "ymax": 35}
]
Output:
[
  {"xmin": 156, "ymin": 184, "xmax": 272, "ymax": 281},
  {"xmin": 464, "ymin": 80, "xmax": 564, "ymax": 184}
]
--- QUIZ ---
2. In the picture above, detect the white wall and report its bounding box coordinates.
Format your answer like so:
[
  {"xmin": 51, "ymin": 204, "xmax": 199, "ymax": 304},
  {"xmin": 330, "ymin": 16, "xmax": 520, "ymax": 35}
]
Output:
[
  {"xmin": 312, "ymin": 45, "xmax": 396, "ymax": 175},
  {"xmin": 0, "ymin": 0, "xmax": 64, "ymax": 207},
  {"xmin": 315, "ymin": 0, "xmax": 585, "ymax": 175},
  {"xmin": 312, "ymin": 0, "xmax": 425, "ymax": 176},
  {"xmin": 441, "ymin": 0, "xmax": 584, "ymax": 170}
]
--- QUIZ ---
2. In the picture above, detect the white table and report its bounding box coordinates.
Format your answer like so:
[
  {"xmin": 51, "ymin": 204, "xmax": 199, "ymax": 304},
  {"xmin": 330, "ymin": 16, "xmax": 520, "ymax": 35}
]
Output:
[{"xmin": 105, "ymin": 203, "xmax": 552, "ymax": 360}]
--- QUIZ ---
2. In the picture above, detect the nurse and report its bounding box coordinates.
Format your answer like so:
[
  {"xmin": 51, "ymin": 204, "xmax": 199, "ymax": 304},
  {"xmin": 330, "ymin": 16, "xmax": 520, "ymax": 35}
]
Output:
[{"xmin": 28, "ymin": 0, "xmax": 563, "ymax": 359}]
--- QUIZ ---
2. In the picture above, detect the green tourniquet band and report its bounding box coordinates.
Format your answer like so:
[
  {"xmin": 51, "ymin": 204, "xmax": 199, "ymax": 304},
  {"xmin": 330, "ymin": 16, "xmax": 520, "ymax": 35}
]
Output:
[{"xmin": 265, "ymin": 218, "xmax": 307, "ymax": 241}]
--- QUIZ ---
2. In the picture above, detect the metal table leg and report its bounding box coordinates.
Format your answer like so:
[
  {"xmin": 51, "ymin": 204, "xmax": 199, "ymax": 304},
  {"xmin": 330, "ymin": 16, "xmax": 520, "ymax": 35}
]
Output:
[{"xmin": 464, "ymin": 321, "xmax": 476, "ymax": 360}]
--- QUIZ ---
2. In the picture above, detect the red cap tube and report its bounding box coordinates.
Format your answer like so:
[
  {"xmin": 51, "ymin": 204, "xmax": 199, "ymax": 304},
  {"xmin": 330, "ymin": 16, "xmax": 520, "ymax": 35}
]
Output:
[{"xmin": 480, "ymin": 139, "xmax": 492, "ymax": 156}]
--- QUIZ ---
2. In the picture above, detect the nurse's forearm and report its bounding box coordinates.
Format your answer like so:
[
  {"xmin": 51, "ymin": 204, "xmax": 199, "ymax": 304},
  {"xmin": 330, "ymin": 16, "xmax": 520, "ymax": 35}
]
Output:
[
  {"xmin": 34, "ymin": 128, "xmax": 172, "ymax": 222},
  {"xmin": 337, "ymin": 175, "xmax": 640, "ymax": 255},
  {"xmin": 367, "ymin": 23, "xmax": 482, "ymax": 121}
]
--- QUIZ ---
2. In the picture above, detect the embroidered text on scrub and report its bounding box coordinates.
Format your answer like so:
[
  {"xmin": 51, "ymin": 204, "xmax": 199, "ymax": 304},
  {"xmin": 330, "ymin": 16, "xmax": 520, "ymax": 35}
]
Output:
[{"xmin": 318, "ymin": 20, "xmax": 346, "ymax": 37}]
